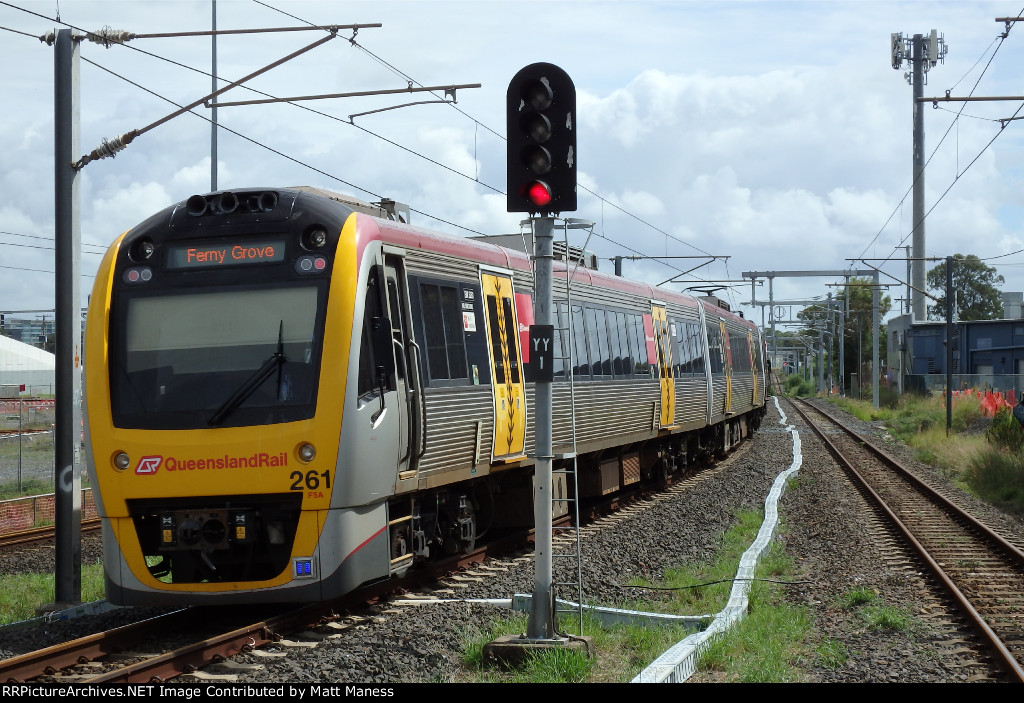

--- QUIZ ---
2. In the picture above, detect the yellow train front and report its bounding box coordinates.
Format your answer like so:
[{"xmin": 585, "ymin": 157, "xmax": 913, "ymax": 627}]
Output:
[{"xmin": 85, "ymin": 187, "xmax": 397, "ymax": 605}]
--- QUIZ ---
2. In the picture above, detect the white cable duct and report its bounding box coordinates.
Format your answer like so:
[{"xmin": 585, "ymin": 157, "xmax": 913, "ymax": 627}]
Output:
[{"xmin": 633, "ymin": 396, "xmax": 801, "ymax": 683}]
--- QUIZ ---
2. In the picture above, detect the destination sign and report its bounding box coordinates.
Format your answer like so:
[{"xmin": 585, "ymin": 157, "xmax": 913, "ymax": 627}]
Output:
[{"xmin": 166, "ymin": 238, "xmax": 286, "ymax": 270}]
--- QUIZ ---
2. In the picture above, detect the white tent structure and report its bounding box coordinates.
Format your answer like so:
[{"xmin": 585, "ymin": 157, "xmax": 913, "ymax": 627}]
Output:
[{"xmin": 0, "ymin": 335, "xmax": 55, "ymax": 397}]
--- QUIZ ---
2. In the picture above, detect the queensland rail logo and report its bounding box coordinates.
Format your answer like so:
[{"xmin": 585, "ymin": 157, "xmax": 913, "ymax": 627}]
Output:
[{"xmin": 134, "ymin": 456, "xmax": 163, "ymax": 475}]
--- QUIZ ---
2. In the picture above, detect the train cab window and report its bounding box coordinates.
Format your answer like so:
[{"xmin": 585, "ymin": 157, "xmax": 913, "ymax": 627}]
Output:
[
  {"xmin": 419, "ymin": 282, "xmax": 468, "ymax": 383},
  {"xmin": 113, "ymin": 284, "xmax": 324, "ymax": 429},
  {"xmin": 357, "ymin": 269, "xmax": 392, "ymax": 398}
]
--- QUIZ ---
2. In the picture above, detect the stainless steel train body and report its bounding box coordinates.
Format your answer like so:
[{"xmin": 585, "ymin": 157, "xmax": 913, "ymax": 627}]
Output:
[{"xmin": 84, "ymin": 186, "xmax": 767, "ymax": 606}]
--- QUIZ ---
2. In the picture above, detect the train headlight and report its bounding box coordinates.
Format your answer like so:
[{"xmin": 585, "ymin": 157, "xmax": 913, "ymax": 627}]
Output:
[
  {"xmin": 302, "ymin": 227, "xmax": 328, "ymax": 250},
  {"xmin": 297, "ymin": 442, "xmax": 316, "ymax": 463},
  {"xmin": 130, "ymin": 238, "xmax": 155, "ymax": 262},
  {"xmin": 113, "ymin": 451, "xmax": 131, "ymax": 471}
]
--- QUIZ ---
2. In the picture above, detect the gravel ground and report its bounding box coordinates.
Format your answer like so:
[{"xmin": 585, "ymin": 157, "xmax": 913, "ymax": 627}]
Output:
[{"xmin": 3, "ymin": 396, "xmax": 1024, "ymax": 683}]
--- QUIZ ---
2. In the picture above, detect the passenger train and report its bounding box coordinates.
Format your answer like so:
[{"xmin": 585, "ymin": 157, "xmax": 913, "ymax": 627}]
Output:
[{"xmin": 84, "ymin": 186, "xmax": 768, "ymax": 605}]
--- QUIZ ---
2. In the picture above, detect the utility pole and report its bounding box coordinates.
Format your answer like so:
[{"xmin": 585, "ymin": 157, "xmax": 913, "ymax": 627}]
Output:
[
  {"xmin": 904, "ymin": 245, "xmax": 911, "ymax": 315},
  {"xmin": 892, "ymin": 30, "xmax": 947, "ymax": 322}
]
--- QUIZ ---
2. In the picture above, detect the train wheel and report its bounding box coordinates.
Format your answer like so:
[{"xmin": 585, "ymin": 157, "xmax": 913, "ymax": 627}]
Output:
[{"xmin": 391, "ymin": 527, "xmax": 410, "ymax": 561}]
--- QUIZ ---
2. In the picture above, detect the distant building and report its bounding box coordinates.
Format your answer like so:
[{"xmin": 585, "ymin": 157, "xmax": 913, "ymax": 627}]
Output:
[
  {"xmin": 888, "ymin": 291, "xmax": 1024, "ymax": 393},
  {"xmin": 0, "ymin": 334, "xmax": 55, "ymax": 396},
  {"xmin": 0, "ymin": 314, "xmax": 55, "ymax": 347},
  {"xmin": 1002, "ymin": 291, "xmax": 1023, "ymax": 320}
]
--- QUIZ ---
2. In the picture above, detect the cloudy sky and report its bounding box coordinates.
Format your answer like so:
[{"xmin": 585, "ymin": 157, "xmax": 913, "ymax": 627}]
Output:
[{"xmin": 2, "ymin": 0, "xmax": 1024, "ymax": 329}]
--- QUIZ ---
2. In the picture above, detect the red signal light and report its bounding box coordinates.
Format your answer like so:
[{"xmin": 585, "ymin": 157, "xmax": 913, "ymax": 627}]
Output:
[{"xmin": 525, "ymin": 181, "xmax": 552, "ymax": 208}]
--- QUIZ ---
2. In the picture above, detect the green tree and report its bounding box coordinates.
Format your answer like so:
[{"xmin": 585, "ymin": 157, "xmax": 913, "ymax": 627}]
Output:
[
  {"xmin": 796, "ymin": 279, "xmax": 891, "ymax": 394},
  {"xmin": 838, "ymin": 279, "xmax": 890, "ymax": 395},
  {"xmin": 926, "ymin": 254, "xmax": 1003, "ymax": 321}
]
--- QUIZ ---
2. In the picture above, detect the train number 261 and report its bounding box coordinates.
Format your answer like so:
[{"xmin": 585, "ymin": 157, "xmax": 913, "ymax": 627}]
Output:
[{"xmin": 290, "ymin": 470, "xmax": 332, "ymax": 491}]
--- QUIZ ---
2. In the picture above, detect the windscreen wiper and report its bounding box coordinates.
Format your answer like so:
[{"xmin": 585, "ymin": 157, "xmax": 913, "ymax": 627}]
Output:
[{"xmin": 208, "ymin": 321, "xmax": 286, "ymax": 426}]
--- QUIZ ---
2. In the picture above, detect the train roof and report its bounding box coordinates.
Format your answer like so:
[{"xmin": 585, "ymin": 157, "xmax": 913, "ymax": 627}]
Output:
[{"xmin": 269, "ymin": 187, "xmax": 754, "ymax": 326}]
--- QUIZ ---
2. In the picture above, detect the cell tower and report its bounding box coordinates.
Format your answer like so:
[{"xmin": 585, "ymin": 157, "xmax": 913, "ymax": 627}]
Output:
[{"xmin": 891, "ymin": 30, "xmax": 948, "ymax": 322}]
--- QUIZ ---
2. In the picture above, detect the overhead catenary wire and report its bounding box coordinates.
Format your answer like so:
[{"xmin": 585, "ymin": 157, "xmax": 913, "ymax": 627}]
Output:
[
  {"xmin": 253, "ymin": 0, "xmax": 717, "ymax": 270},
  {"xmin": 2, "ymin": 0, "xmax": 751, "ymax": 290}
]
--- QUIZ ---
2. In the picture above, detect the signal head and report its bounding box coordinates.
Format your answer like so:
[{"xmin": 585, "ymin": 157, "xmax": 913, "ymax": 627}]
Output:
[{"xmin": 506, "ymin": 63, "xmax": 576, "ymax": 216}]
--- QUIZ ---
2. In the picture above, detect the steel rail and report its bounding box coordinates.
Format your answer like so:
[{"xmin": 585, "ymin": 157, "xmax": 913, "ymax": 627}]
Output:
[
  {"xmin": 0, "ymin": 609, "xmax": 193, "ymax": 682},
  {"xmin": 0, "ymin": 519, "xmax": 100, "ymax": 548},
  {"xmin": 790, "ymin": 398, "xmax": 1024, "ymax": 682}
]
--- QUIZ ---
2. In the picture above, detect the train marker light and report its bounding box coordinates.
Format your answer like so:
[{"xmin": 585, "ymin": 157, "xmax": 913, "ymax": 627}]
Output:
[
  {"xmin": 298, "ymin": 442, "xmax": 316, "ymax": 462},
  {"xmin": 113, "ymin": 451, "xmax": 131, "ymax": 471},
  {"xmin": 507, "ymin": 63, "xmax": 577, "ymax": 215}
]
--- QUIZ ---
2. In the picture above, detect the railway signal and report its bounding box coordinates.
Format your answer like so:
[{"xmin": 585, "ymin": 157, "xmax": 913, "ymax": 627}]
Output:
[{"xmin": 506, "ymin": 63, "xmax": 576, "ymax": 215}]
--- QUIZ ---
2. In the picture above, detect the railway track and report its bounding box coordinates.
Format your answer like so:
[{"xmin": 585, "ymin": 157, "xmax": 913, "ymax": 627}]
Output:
[
  {"xmin": 788, "ymin": 397, "xmax": 1024, "ymax": 682},
  {"xmin": 0, "ymin": 520, "xmax": 100, "ymax": 549},
  {"xmin": 0, "ymin": 444, "xmax": 747, "ymax": 684}
]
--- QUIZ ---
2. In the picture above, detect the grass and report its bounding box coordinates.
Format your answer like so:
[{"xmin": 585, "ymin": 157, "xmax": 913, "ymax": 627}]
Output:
[
  {"xmin": 456, "ymin": 508, "xmax": 816, "ymax": 683},
  {"xmin": 815, "ymin": 638, "xmax": 848, "ymax": 670},
  {"xmin": 0, "ymin": 562, "xmax": 105, "ymax": 625},
  {"xmin": 861, "ymin": 605, "xmax": 911, "ymax": 631},
  {"xmin": 0, "ymin": 477, "xmax": 56, "ymax": 501},
  {"xmin": 826, "ymin": 392, "xmax": 1024, "ymax": 515},
  {"xmin": 838, "ymin": 586, "xmax": 877, "ymax": 609},
  {"xmin": 622, "ymin": 509, "xmax": 766, "ymax": 616},
  {"xmin": 694, "ymin": 544, "xmax": 812, "ymax": 683}
]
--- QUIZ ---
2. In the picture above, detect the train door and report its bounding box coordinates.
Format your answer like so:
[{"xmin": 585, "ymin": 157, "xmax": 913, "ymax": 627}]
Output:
[
  {"xmin": 651, "ymin": 304, "xmax": 675, "ymax": 429},
  {"xmin": 480, "ymin": 270, "xmax": 527, "ymax": 462},
  {"xmin": 382, "ymin": 251, "xmax": 423, "ymax": 479}
]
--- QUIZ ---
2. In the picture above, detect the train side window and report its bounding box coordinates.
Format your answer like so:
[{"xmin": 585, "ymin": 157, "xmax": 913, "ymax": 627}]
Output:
[
  {"xmin": 553, "ymin": 302, "xmax": 568, "ymax": 380},
  {"xmin": 630, "ymin": 313, "xmax": 649, "ymax": 375},
  {"xmin": 615, "ymin": 311, "xmax": 632, "ymax": 378},
  {"xmin": 689, "ymin": 321, "xmax": 701, "ymax": 375},
  {"xmin": 571, "ymin": 305, "xmax": 590, "ymax": 379},
  {"xmin": 676, "ymin": 320, "xmax": 690, "ymax": 376},
  {"xmin": 706, "ymin": 323, "xmax": 724, "ymax": 374},
  {"xmin": 734, "ymin": 334, "xmax": 751, "ymax": 372},
  {"xmin": 420, "ymin": 282, "xmax": 469, "ymax": 382},
  {"xmin": 605, "ymin": 310, "xmax": 618, "ymax": 377},
  {"xmin": 691, "ymin": 323, "xmax": 705, "ymax": 375},
  {"xmin": 587, "ymin": 307, "xmax": 611, "ymax": 378}
]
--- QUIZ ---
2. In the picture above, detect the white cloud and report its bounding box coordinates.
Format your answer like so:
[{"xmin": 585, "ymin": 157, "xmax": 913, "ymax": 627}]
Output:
[{"xmin": 1, "ymin": 0, "xmax": 1022, "ymax": 319}]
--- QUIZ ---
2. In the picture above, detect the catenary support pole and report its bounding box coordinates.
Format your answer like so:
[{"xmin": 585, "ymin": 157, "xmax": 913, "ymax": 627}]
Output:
[{"xmin": 53, "ymin": 28, "xmax": 83, "ymax": 607}]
